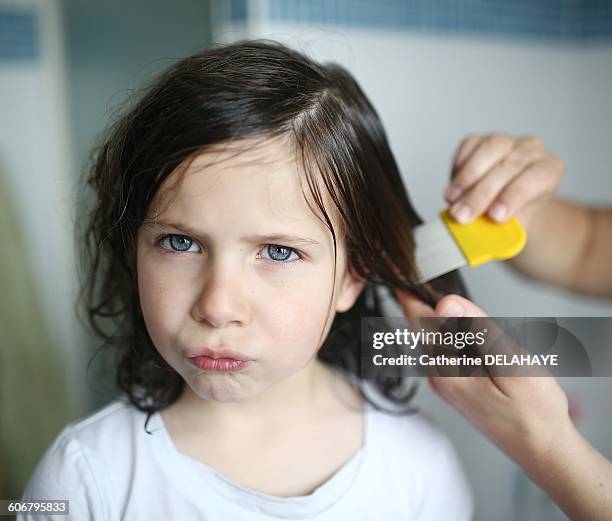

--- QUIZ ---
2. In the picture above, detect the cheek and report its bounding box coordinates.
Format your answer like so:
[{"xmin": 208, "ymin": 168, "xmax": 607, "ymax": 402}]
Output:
[
  {"xmin": 259, "ymin": 274, "xmax": 334, "ymax": 359},
  {"xmin": 137, "ymin": 255, "xmax": 184, "ymax": 353}
]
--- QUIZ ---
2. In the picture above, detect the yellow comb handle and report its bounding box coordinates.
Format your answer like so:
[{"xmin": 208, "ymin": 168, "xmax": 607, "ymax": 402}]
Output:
[{"xmin": 440, "ymin": 209, "xmax": 527, "ymax": 268}]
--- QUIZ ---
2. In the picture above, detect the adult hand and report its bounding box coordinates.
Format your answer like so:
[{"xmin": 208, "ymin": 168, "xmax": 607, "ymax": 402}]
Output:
[
  {"xmin": 395, "ymin": 289, "xmax": 612, "ymax": 521},
  {"xmin": 444, "ymin": 133, "xmax": 564, "ymax": 226},
  {"xmin": 444, "ymin": 133, "xmax": 612, "ymax": 298},
  {"xmin": 394, "ymin": 289, "xmax": 574, "ymax": 482}
]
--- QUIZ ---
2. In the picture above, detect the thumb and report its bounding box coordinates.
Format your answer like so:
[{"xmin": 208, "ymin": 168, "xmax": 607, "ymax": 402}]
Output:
[
  {"xmin": 394, "ymin": 288, "xmax": 436, "ymax": 318},
  {"xmin": 435, "ymin": 294, "xmax": 489, "ymax": 318}
]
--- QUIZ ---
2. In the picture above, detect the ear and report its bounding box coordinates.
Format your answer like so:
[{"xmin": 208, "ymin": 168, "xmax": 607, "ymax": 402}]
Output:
[{"xmin": 335, "ymin": 266, "xmax": 367, "ymax": 313}]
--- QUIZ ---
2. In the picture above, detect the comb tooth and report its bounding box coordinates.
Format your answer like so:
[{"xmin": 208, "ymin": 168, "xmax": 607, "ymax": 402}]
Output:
[{"xmin": 413, "ymin": 219, "xmax": 466, "ymax": 283}]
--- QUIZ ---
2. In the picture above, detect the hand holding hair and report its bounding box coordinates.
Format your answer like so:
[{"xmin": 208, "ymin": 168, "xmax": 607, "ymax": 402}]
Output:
[{"xmin": 394, "ymin": 289, "xmax": 612, "ymax": 521}]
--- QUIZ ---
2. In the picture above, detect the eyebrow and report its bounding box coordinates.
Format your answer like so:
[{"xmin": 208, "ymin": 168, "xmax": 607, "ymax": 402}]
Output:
[{"xmin": 143, "ymin": 220, "xmax": 322, "ymax": 246}]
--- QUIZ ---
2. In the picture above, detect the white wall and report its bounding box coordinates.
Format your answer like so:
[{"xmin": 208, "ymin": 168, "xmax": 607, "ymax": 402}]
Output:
[
  {"xmin": 0, "ymin": 0, "xmax": 83, "ymax": 409},
  {"xmin": 213, "ymin": 13, "xmax": 612, "ymax": 520}
]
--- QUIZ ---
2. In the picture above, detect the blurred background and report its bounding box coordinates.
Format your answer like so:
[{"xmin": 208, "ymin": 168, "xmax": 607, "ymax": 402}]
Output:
[{"xmin": 1, "ymin": 0, "xmax": 611, "ymax": 519}]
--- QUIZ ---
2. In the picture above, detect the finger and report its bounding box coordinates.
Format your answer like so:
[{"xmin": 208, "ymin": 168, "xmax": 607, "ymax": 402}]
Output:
[
  {"xmin": 446, "ymin": 134, "xmax": 482, "ymax": 202},
  {"xmin": 394, "ymin": 288, "xmax": 436, "ymax": 317},
  {"xmin": 449, "ymin": 162, "xmax": 521, "ymax": 224},
  {"xmin": 428, "ymin": 375, "xmax": 498, "ymax": 405},
  {"xmin": 435, "ymin": 294, "xmax": 489, "ymax": 318},
  {"xmin": 435, "ymin": 295, "xmax": 506, "ymax": 362},
  {"xmin": 453, "ymin": 134, "xmax": 482, "ymax": 171},
  {"xmin": 435, "ymin": 297, "xmax": 549, "ymax": 383},
  {"xmin": 491, "ymin": 156, "xmax": 565, "ymax": 220},
  {"xmin": 450, "ymin": 148, "xmax": 546, "ymax": 223},
  {"xmin": 446, "ymin": 134, "xmax": 515, "ymax": 207}
]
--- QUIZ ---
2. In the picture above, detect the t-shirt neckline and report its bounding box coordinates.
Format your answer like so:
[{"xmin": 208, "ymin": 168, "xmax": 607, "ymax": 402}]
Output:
[{"xmin": 148, "ymin": 400, "xmax": 371, "ymax": 518}]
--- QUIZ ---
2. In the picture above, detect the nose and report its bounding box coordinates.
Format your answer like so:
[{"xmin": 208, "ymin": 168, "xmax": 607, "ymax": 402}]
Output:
[{"xmin": 191, "ymin": 258, "xmax": 250, "ymax": 329}]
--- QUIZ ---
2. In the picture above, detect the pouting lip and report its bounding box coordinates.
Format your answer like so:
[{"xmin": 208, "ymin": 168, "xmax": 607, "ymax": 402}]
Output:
[{"xmin": 187, "ymin": 346, "xmax": 253, "ymax": 362}]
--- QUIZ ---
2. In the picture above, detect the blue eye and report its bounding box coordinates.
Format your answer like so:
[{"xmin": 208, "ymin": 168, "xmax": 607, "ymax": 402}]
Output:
[
  {"xmin": 157, "ymin": 235, "xmax": 302, "ymax": 264},
  {"xmin": 260, "ymin": 244, "xmax": 301, "ymax": 263},
  {"xmin": 158, "ymin": 234, "xmax": 201, "ymax": 253}
]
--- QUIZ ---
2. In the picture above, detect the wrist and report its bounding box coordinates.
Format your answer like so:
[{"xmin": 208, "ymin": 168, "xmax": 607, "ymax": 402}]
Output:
[{"xmin": 521, "ymin": 415, "xmax": 582, "ymax": 491}]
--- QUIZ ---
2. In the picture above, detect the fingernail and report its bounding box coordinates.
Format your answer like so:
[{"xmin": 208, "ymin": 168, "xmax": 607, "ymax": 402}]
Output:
[
  {"xmin": 451, "ymin": 203, "xmax": 471, "ymax": 223},
  {"xmin": 438, "ymin": 299, "xmax": 464, "ymax": 317},
  {"xmin": 489, "ymin": 203, "xmax": 507, "ymax": 222},
  {"xmin": 446, "ymin": 186, "xmax": 463, "ymax": 202}
]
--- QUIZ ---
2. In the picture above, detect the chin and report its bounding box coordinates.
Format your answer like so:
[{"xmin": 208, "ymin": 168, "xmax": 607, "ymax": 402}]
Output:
[{"xmin": 188, "ymin": 374, "xmax": 259, "ymax": 403}]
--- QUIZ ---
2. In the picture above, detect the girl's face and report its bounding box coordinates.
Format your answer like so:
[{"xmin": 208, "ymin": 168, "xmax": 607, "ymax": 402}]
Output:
[{"xmin": 136, "ymin": 137, "xmax": 365, "ymax": 403}]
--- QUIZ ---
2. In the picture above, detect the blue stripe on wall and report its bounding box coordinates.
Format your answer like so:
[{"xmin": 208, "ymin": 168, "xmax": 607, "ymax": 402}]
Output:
[
  {"xmin": 0, "ymin": 9, "xmax": 38, "ymax": 61},
  {"xmin": 230, "ymin": 0, "xmax": 247, "ymax": 23},
  {"xmin": 268, "ymin": 0, "xmax": 612, "ymax": 43}
]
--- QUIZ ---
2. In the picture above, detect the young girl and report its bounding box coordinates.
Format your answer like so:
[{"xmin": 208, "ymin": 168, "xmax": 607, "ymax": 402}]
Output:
[{"xmin": 20, "ymin": 40, "xmax": 473, "ymax": 520}]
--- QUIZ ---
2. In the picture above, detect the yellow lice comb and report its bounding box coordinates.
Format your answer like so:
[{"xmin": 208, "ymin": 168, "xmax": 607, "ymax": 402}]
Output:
[{"xmin": 413, "ymin": 209, "xmax": 527, "ymax": 283}]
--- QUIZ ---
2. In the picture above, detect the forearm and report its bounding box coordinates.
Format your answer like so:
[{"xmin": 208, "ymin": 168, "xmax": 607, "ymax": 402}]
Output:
[
  {"xmin": 510, "ymin": 198, "xmax": 612, "ymax": 298},
  {"xmin": 529, "ymin": 424, "xmax": 612, "ymax": 521}
]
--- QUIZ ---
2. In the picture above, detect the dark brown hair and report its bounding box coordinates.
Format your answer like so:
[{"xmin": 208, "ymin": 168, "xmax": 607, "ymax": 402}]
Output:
[{"xmin": 76, "ymin": 40, "xmax": 468, "ymax": 426}]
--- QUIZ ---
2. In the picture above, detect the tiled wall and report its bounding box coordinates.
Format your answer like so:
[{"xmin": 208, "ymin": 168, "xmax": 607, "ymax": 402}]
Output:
[
  {"xmin": 224, "ymin": 0, "xmax": 612, "ymax": 43},
  {"xmin": 0, "ymin": 8, "xmax": 38, "ymax": 61},
  {"xmin": 3, "ymin": 2, "xmax": 610, "ymax": 62}
]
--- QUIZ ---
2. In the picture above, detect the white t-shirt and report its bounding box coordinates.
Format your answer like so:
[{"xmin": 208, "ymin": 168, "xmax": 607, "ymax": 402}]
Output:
[{"xmin": 19, "ymin": 394, "xmax": 473, "ymax": 520}]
